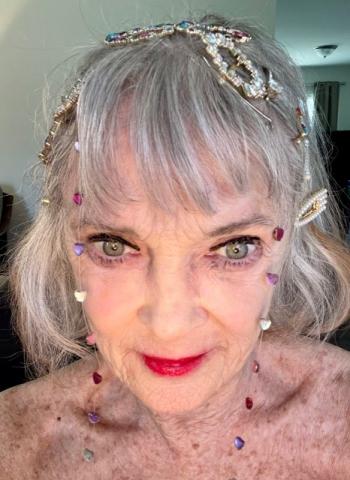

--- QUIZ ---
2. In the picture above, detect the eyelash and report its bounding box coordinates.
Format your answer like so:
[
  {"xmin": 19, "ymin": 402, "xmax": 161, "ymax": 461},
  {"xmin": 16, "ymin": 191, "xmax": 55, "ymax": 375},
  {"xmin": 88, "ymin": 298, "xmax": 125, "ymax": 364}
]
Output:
[{"xmin": 84, "ymin": 234, "xmax": 263, "ymax": 271}]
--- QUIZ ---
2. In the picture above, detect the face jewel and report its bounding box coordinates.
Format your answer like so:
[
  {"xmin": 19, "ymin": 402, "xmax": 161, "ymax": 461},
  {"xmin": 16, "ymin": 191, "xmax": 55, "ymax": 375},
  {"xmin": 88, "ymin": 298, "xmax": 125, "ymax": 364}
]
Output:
[
  {"xmin": 259, "ymin": 319, "xmax": 272, "ymax": 331},
  {"xmin": 92, "ymin": 371, "xmax": 103, "ymax": 384},
  {"xmin": 252, "ymin": 360, "xmax": 260, "ymax": 373},
  {"xmin": 72, "ymin": 192, "xmax": 83, "ymax": 205},
  {"xmin": 83, "ymin": 448, "xmax": 94, "ymax": 462},
  {"xmin": 73, "ymin": 243, "xmax": 85, "ymax": 256},
  {"xmin": 87, "ymin": 411, "xmax": 101, "ymax": 424},
  {"xmin": 272, "ymin": 227, "xmax": 284, "ymax": 241},
  {"xmin": 74, "ymin": 290, "xmax": 87, "ymax": 302},
  {"xmin": 234, "ymin": 436, "xmax": 245, "ymax": 449},
  {"xmin": 266, "ymin": 273, "xmax": 279, "ymax": 286},
  {"xmin": 86, "ymin": 332, "xmax": 96, "ymax": 345},
  {"xmin": 245, "ymin": 397, "xmax": 253, "ymax": 409}
]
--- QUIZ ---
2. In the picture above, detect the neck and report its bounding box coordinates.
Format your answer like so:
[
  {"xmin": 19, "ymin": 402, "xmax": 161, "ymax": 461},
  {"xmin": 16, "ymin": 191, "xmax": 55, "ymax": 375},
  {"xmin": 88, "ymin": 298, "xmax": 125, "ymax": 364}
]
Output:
[
  {"xmin": 85, "ymin": 338, "xmax": 271, "ymax": 464},
  {"xmin": 133, "ymin": 343, "xmax": 265, "ymax": 461}
]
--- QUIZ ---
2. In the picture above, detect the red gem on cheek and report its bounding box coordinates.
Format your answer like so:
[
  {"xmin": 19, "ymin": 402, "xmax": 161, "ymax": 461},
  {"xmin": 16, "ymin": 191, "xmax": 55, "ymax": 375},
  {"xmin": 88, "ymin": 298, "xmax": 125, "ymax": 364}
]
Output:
[
  {"xmin": 245, "ymin": 397, "xmax": 253, "ymax": 409},
  {"xmin": 92, "ymin": 372, "xmax": 103, "ymax": 384}
]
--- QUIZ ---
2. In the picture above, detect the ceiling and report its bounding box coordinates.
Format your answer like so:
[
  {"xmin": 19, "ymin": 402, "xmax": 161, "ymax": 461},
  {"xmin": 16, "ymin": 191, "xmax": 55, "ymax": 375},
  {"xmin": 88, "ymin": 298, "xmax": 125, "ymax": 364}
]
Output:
[{"xmin": 276, "ymin": 0, "xmax": 350, "ymax": 66}]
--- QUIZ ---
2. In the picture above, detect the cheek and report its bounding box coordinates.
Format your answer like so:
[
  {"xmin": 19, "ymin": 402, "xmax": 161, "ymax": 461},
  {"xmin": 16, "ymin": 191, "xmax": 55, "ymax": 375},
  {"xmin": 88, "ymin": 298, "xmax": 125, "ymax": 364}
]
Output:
[
  {"xmin": 79, "ymin": 260, "xmax": 272, "ymax": 335},
  {"xmin": 199, "ymin": 271, "xmax": 269, "ymax": 331},
  {"xmin": 82, "ymin": 268, "xmax": 142, "ymax": 328}
]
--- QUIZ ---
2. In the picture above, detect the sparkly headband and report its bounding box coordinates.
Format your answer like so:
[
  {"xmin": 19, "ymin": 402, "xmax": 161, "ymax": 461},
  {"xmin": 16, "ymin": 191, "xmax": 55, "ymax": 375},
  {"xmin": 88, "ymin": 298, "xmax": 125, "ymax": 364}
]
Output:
[{"xmin": 39, "ymin": 21, "xmax": 327, "ymax": 227}]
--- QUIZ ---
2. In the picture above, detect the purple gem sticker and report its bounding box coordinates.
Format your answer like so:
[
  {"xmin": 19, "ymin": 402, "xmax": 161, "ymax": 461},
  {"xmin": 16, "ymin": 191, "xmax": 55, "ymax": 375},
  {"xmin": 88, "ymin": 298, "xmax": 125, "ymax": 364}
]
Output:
[
  {"xmin": 87, "ymin": 411, "xmax": 101, "ymax": 424},
  {"xmin": 234, "ymin": 436, "xmax": 245, "ymax": 450},
  {"xmin": 73, "ymin": 243, "xmax": 85, "ymax": 256},
  {"xmin": 266, "ymin": 273, "xmax": 279, "ymax": 286}
]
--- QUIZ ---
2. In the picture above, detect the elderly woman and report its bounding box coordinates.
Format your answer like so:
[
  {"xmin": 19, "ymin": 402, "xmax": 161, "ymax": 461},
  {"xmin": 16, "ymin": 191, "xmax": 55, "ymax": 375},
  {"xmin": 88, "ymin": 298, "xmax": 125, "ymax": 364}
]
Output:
[{"xmin": 1, "ymin": 13, "xmax": 350, "ymax": 479}]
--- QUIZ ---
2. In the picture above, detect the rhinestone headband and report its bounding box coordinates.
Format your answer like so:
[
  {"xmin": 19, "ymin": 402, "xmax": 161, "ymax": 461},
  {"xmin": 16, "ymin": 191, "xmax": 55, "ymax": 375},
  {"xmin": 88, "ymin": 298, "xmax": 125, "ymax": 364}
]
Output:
[{"xmin": 38, "ymin": 20, "xmax": 282, "ymax": 166}]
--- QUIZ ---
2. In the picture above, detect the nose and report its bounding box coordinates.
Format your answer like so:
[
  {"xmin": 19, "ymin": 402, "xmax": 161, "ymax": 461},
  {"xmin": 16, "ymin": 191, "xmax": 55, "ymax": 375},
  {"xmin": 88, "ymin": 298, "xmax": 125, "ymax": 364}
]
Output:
[{"xmin": 138, "ymin": 256, "xmax": 207, "ymax": 341}]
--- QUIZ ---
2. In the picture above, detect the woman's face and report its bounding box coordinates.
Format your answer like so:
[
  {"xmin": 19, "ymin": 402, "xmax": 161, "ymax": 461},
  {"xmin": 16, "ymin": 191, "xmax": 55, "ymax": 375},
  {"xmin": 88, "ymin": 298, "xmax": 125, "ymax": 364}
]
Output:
[{"xmin": 69, "ymin": 137, "xmax": 284, "ymax": 415}]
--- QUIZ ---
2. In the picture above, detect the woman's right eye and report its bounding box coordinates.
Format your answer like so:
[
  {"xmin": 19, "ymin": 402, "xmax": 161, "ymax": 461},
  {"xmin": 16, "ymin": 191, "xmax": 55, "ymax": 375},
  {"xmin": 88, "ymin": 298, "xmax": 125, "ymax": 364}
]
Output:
[{"xmin": 85, "ymin": 234, "xmax": 140, "ymax": 266}]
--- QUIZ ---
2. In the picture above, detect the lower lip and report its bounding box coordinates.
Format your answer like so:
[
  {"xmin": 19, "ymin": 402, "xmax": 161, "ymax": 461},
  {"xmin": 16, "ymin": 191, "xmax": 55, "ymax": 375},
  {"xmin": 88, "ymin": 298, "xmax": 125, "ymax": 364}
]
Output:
[{"xmin": 142, "ymin": 353, "xmax": 208, "ymax": 376}]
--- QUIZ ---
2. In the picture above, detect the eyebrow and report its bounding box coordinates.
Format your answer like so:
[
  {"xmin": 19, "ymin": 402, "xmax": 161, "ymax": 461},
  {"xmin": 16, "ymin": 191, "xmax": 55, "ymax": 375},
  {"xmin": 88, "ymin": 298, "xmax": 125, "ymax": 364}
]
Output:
[
  {"xmin": 206, "ymin": 215, "xmax": 273, "ymax": 237},
  {"xmin": 73, "ymin": 214, "xmax": 273, "ymax": 239}
]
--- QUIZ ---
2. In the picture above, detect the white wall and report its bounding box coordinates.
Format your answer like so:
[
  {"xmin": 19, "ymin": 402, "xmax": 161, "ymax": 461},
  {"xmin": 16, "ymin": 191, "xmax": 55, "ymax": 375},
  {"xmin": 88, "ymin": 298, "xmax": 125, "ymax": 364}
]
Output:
[
  {"xmin": 302, "ymin": 65, "xmax": 350, "ymax": 131},
  {"xmin": 0, "ymin": 0, "xmax": 276, "ymax": 243}
]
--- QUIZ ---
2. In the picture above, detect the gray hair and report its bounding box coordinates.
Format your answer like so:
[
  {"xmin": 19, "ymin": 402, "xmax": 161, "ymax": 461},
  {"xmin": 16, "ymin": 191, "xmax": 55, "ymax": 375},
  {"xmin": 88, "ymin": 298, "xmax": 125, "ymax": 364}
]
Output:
[{"xmin": 9, "ymin": 14, "xmax": 350, "ymax": 379}]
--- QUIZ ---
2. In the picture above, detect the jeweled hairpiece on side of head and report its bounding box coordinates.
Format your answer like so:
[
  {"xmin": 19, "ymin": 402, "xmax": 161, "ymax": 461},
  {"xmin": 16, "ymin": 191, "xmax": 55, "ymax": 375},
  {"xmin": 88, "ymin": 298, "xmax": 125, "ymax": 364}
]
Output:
[
  {"xmin": 38, "ymin": 78, "xmax": 82, "ymax": 165},
  {"xmin": 294, "ymin": 106, "xmax": 311, "ymax": 182},
  {"xmin": 293, "ymin": 106, "xmax": 328, "ymax": 227},
  {"xmin": 295, "ymin": 188, "xmax": 328, "ymax": 227}
]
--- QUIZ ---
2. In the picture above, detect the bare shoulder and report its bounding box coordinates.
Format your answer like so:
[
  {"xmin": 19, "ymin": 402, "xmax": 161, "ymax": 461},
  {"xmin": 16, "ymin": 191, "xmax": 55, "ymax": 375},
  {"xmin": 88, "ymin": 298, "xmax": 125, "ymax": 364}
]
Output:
[
  {"xmin": 269, "ymin": 333, "xmax": 350, "ymax": 477},
  {"xmin": 0, "ymin": 354, "xmax": 101, "ymax": 479},
  {"xmin": 308, "ymin": 339, "xmax": 350, "ymax": 477}
]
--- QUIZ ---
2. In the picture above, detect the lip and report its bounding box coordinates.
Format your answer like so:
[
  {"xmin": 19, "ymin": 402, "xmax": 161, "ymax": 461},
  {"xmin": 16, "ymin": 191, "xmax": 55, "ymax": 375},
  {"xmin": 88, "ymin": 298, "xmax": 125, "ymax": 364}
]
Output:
[{"xmin": 142, "ymin": 352, "xmax": 208, "ymax": 376}]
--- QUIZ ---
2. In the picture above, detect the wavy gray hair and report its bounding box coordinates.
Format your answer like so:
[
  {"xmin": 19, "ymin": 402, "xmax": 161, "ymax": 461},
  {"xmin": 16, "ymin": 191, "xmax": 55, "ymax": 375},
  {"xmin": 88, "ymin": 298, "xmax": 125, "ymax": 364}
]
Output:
[{"xmin": 9, "ymin": 14, "xmax": 350, "ymax": 379}]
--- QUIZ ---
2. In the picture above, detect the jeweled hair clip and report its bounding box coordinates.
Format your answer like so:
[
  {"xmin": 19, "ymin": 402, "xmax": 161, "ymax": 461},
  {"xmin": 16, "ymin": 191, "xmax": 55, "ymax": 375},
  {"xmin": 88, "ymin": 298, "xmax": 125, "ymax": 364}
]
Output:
[
  {"xmin": 105, "ymin": 21, "xmax": 282, "ymax": 101},
  {"xmin": 38, "ymin": 20, "xmax": 282, "ymax": 166},
  {"xmin": 38, "ymin": 78, "xmax": 82, "ymax": 165},
  {"xmin": 295, "ymin": 188, "xmax": 328, "ymax": 226},
  {"xmin": 294, "ymin": 106, "xmax": 328, "ymax": 227}
]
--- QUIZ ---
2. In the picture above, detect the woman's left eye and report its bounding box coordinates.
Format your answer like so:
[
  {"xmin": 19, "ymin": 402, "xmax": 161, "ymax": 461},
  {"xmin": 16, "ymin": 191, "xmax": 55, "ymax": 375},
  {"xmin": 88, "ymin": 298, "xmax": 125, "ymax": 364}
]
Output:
[{"xmin": 208, "ymin": 236, "xmax": 262, "ymax": 269}]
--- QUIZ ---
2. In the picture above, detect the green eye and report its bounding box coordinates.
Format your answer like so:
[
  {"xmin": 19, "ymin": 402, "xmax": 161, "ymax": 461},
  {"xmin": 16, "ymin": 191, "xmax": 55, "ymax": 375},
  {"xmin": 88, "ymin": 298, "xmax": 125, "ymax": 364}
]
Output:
[
  {"xmin": 226, "ymin": 241, "xmax": 249, "ymax": 260},
  {"xmin": 102, "ymin": 240, "xmax": 124, "ymax": 256}
]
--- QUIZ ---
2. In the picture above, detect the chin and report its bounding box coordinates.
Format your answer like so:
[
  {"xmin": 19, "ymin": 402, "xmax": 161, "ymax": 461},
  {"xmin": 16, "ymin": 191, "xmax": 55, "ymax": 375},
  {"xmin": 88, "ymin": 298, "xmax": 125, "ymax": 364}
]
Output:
[{"xmin": 123, "ymin": 349, "xmax": 222, "ymax": 415}]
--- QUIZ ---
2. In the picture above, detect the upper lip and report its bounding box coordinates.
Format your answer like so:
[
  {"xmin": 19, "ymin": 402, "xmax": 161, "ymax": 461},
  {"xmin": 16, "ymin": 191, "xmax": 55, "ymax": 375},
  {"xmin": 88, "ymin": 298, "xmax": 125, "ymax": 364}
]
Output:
[{"xmin": 141, "ymin": 351, "xmax": 208, "ymax": 361}]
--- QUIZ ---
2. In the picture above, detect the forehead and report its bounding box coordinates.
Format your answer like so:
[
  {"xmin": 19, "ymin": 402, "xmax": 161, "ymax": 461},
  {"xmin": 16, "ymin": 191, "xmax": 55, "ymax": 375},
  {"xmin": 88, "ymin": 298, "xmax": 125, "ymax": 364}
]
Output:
[
  {"xmin": 113, "ymin": 126, "xmax": 271, "ymax": 208},
  {"xmin": 78, "ymin": 134, "xmax": 275, "ymax": 237},
  {"xmin": 69, "ymin": 119, "xmax": 278, "ymax": 238}
]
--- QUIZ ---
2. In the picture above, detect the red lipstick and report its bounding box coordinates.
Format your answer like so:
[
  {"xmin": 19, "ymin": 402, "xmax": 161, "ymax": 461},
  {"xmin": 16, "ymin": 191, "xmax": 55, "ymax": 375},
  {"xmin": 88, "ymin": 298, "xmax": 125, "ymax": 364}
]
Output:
[{"xmin": 142, "ymin": 353, "xmax": 207, "ymax": 376}]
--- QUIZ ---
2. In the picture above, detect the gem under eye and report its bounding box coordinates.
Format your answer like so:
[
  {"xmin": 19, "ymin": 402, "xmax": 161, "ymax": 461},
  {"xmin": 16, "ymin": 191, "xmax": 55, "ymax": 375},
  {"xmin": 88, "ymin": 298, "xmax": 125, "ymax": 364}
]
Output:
[
  {"xmin": 102, "ymin": 241, "xmax": 124, "ymax": 256},
  {"xmin": 226, "ymin": 242, "xmax": 248, "ymax": 260}
]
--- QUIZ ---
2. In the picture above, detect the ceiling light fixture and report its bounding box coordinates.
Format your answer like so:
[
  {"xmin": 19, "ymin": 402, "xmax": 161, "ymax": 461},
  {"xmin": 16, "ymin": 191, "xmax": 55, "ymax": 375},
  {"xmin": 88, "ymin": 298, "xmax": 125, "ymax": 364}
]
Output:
[{"xmin": 315, "ymin": 44, "xmax": 338, "ymax": 59}]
